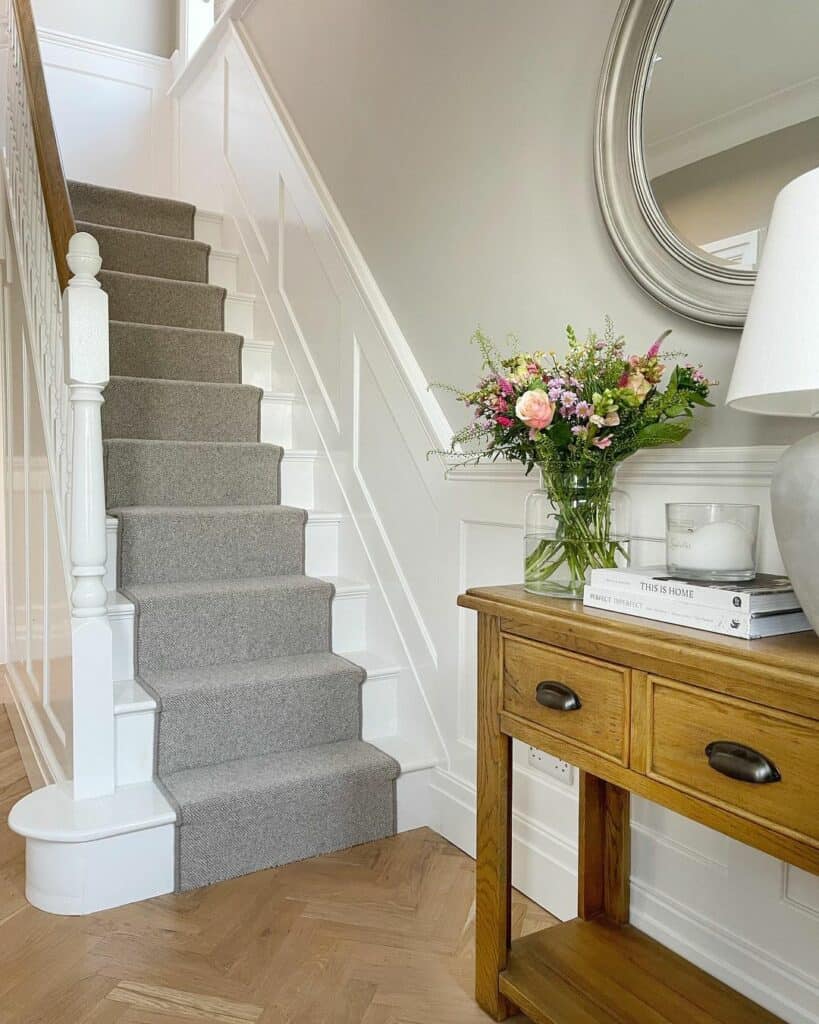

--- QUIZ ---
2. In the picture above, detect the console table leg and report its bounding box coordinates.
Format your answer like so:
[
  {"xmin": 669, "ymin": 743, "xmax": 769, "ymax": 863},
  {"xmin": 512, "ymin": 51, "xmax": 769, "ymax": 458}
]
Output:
[
  {"xmin": 475, "ymin": 613, "xmax": 514, "ymax": 1020},
  {"xmin": 578, "ymin": 772, "xmax": 630, "ymax": 925}
]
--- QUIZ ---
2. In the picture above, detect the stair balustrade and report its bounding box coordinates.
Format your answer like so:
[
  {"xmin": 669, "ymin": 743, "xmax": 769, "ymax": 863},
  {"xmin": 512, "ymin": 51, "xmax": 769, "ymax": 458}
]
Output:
[{"xmin": 3, "ymin": 0, "xmax": 114, "ymax": 797}]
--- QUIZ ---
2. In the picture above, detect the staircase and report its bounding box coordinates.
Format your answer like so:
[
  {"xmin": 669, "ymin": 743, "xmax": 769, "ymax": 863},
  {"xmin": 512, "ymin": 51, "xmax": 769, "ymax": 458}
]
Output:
[{"xmin": 70, "ymin": 180, "xmax": 400, "ymax": 892}]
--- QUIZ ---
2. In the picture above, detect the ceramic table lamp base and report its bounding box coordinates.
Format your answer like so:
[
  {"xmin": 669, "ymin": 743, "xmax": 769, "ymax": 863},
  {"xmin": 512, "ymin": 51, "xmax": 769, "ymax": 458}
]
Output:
[{"xmin": 770, "ymin": 432, "xmax": 819, "ymax": 636}]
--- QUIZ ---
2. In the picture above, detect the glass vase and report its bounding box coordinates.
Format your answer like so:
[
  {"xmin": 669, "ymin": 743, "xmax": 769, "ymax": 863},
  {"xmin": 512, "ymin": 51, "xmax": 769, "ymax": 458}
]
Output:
[{"xmin": 524, "ymin": 463, "xmax": 631, "ymax": 598}]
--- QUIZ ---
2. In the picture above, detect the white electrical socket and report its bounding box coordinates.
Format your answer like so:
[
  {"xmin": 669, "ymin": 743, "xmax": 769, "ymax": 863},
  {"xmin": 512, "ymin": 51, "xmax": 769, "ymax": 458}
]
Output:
[{"xmin": 527, "ymin": 746, "xmax": 574, "ymax": 785}]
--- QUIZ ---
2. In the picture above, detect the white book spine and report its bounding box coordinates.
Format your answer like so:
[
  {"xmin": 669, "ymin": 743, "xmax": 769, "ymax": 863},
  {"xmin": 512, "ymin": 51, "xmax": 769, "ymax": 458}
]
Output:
[
  {"xmin": 590, "ymin": 569, "xmax": 758, "ymax": 612},
  {"xmin": 584, "ymin": 586, "xmax": 760, "ymax": 639}
]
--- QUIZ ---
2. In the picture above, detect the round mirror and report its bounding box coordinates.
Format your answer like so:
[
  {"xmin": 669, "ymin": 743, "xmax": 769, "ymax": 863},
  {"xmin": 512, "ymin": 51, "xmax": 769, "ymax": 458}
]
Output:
[
  {"xmin": 643, "ymin": 0, "xmax": 819, "ymax": 274},
  {"xmin": 595, "ymin": 0, "xmax": 819, "ymax": 327}
]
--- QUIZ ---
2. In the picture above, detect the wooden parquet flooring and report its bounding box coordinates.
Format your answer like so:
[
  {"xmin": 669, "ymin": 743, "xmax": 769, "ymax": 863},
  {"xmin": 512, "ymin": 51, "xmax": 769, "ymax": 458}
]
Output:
[{"xmin": 0, "ymin": 706, "xmax": 556, "ymax": 1023}]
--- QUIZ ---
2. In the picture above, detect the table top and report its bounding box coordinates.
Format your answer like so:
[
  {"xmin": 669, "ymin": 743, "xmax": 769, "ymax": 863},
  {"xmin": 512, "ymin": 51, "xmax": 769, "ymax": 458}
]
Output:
[{"xmin": 458, "ymin": 585, "xmax": 819, "ymax": 720}]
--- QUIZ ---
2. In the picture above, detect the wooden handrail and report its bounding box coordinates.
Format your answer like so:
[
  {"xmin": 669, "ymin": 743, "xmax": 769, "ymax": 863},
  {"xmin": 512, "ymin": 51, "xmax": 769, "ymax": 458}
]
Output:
[{"xmin": 12, "ymin": 0, "xmax": 76, "ymax": 290}]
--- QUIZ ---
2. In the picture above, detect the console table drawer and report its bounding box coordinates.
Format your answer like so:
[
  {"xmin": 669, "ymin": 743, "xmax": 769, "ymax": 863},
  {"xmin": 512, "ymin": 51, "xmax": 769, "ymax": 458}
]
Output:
[
  {"xmin": 502, "ymin": 635, "xmax": 630, "ymax": 764},
  {"xmin": 647, "ymin": 677, "xmax": 819, "ymax": 844}
]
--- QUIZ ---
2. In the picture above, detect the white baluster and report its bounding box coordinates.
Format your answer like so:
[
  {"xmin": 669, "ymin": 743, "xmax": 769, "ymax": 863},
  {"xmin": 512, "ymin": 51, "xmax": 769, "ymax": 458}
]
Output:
[{"xmin": 64, "ymin": 232, "xmax": 115, "ymax": 799}]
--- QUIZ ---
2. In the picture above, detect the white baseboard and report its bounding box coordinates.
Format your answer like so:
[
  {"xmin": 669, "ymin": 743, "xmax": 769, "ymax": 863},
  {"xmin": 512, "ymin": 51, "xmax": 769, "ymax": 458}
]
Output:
[
  {"xmin": 632, "ymin": 882, "xmax": 819, "ymax": 1024},
  {"xmin": 2, "ymin": 662, "xmax": 64, "ymax": 788},
  {"xmin": 1, "ymin": 669, "xmax": 47, "ymax": 790},
  {"xmin": 429, "ymin": 767, "xmax": 578, "ymax": 922}
]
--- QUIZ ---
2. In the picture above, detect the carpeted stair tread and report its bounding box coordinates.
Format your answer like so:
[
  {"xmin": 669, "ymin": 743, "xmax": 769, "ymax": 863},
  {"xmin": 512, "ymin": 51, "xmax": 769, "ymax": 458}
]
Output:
[
  {"xmin": 99, "ymin": 269, "xmax": 226, "ymax": 331},
  {"xmin": 165, "ymin": 739, "xmax": 399, "ymax": 890},
  {"xmin": 102, "ymin": 376, "xmax": 261, "ymax": 443},
  {"xmin": 77, "ymin": 220, "xmax": 210, "ymax": 282},
  {"xmin": 125, "ymin": 574, "xmax": 334, "ymax": 672},
  {"xmin": 109, "ymin": 322, "xmax": 243, "ymax": 383},
  {"xmin": 69, "ymin": 180, "xmax": 196, "ymax": 239},
  {"xmin": 112, "ymin": 505, "xmax": 306, "ymax": 584},
  {"xmin": 104, "ymin": 439, "xmax": 282, "ymax": 507},
  {"xmin": 141, "ymin": 652, "xmax": 366, "ymax": 774}
]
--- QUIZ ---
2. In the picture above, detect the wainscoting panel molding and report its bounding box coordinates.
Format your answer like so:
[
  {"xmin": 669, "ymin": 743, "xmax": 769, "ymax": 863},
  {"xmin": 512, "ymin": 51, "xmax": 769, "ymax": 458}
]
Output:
[{"xmin": 37, "ymin": 28, "xmax": 175, "ymax": 197}]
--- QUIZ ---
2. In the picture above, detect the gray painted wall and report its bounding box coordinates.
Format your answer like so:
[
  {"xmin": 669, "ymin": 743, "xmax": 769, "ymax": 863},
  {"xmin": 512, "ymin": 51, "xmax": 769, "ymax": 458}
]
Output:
[
  {"xmin": 242, "ymin": 0, "xmax": 812, "ymax": 447},
  {"xmin": 652, "ymin": 117, "xmax": 819, "ymax": 253},
  {"xmin": 33, "ymin": 0, "xmax": 177, "ymax": 57}
]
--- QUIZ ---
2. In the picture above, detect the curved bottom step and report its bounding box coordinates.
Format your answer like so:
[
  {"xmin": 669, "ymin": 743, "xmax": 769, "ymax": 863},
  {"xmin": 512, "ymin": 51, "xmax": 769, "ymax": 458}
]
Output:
[{"xmin": 8, "ymin": 780, "xmax": 176, "ymax": 915}]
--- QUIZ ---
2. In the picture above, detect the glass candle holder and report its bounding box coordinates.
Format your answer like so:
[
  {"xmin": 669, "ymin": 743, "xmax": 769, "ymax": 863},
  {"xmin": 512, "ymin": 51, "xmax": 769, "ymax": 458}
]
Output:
[{"xmin": 665, "ymin": 503, "xmax": 760, "ymax": 582}]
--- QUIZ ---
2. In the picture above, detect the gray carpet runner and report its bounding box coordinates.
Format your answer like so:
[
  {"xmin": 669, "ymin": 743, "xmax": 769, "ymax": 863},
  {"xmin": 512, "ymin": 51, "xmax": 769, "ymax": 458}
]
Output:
[{"xmin": 71, "ymin": 179, "xmax": 398, "ymax": 892}]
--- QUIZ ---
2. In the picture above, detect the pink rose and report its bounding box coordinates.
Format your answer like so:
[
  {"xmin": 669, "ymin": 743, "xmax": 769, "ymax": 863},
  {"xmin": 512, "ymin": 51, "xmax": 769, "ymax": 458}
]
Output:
[{"xmin": 515, "ymin": 389, "xmax": 554, "ymax": 431}]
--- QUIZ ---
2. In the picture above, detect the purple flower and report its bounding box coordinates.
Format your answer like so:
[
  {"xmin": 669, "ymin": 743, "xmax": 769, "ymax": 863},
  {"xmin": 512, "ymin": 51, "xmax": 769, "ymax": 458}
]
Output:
[
  {"xmin": 560, "ymin": 391, "xmax": 577, "ymax": 407},
  {"xmin": 574, "ymin": 401, "xmax": 593, "ymax": 419}
]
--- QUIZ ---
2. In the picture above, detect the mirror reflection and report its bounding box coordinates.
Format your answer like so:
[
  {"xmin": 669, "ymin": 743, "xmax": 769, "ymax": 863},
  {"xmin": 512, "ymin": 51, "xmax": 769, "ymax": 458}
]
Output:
[{"xmin": 643, "ymin": 0, "xmax": 819, "ymax": 271}]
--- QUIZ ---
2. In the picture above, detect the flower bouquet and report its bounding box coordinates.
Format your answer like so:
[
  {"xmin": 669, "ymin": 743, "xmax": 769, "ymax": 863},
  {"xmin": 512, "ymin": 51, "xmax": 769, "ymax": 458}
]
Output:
[{"xmin": 436, "ymin": 320, "xmax": 714, "ymax": 597}]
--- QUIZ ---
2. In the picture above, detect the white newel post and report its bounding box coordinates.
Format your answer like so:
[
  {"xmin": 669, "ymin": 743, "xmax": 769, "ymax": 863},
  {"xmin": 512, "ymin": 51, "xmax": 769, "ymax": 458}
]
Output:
[{"xmin": 64, "ymin": 233, "xmax": 115, "ymax": 800}]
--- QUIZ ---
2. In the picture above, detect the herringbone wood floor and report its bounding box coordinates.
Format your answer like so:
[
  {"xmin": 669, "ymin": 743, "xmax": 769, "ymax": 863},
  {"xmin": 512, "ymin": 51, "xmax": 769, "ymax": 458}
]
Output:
[{"xmin": 0, "ymin": 706, "xmax": 556, "ymax": 1023}]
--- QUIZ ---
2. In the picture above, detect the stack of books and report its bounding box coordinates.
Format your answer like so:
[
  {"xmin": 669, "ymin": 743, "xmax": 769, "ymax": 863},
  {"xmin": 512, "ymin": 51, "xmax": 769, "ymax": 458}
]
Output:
[{"xmin": 583, "ymin": 566, "xmax": 810, "ymax": 639}]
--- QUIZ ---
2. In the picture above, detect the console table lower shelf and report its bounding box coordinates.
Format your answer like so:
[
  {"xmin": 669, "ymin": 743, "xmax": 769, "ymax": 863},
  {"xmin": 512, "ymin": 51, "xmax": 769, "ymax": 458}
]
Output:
[
  {"xmin": 500, "ymin": 918, "xmax": 779, "ymax": 1024},
  {"xmin": 460, "ymin": 586, "xmax": 819, "ymax": 1024}
]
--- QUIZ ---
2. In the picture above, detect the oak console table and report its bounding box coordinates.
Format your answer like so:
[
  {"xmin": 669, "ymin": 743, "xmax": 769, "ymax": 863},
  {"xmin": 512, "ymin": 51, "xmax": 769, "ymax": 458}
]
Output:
[{"xmin": 459, "ymin": 585, "xmax": 819, "ymax": 1024}]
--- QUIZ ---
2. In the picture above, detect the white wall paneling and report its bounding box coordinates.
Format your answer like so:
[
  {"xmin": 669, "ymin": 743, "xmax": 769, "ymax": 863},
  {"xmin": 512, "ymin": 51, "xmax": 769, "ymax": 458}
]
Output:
[
  {"xmin": 169, "ymin": 21, "xmax": 819, "ymax": 1021},
  {"xmin": 38, "ymin": 28, "xmax": 175, "ymax": 197}
]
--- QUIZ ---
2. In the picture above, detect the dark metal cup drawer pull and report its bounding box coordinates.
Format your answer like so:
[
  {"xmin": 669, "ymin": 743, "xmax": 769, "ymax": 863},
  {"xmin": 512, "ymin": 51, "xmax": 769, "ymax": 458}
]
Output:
[
  {"xmin": 535, "ymin": 681, "xmax": 582, "ymax": 711},
  {"xmin": 704, "ymin": 741, "xmax": 781, "ymax": 784}
]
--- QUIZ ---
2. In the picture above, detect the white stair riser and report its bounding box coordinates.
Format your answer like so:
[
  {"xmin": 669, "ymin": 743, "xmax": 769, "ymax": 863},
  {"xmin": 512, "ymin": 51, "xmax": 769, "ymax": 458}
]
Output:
[
  {"xmin": 111, "ymin": 608, "xmax": 134, "ymax": 682},
  {"xmin": 105, "ymin": 518, "xmax": 118, "ymax": 591},
  {"xmin": 362, "ymin": 673, "xmax": 398, "ymax": 739},
  {"xmin": 280, "ymin": 454, "xmax": 317, "ymax": 508},
  {"xmin": 305, "ymin": 518, "xmax": 340, "ymax": 576},
  {"xmin": 224, "ymin": 294, "xmax": 254, "ymax": 336},
  {"xmin": 261, "ymin": 394, "xmax": 296, "ymax": 448},
  {"xmin": 242, "ymin": 341, "xmax": 275, "ymax": 390},
  {"xmin": 331, "ymin": 589, "xmax": 367, "ymax": 651},
  {"xmin": 208, "ymin": 251, "xmax": 238, "ymax": 291},
  {"xmin": 116, "ymin": 709, "xmax": 156, "ymax": 785},
  {"xmin": 194, "ymin": 211, "xmax": 223, "ymax": 248}
]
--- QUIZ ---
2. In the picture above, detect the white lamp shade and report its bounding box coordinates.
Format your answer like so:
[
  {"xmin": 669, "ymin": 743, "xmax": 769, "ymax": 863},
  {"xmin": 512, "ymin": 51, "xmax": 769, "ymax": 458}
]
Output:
[{"xmin": 726, "ymin": 165, "xmax": 819, "ymax": 417}]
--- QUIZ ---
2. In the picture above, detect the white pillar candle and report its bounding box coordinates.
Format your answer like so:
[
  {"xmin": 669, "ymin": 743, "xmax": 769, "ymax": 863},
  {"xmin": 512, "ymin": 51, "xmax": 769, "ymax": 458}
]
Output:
[{"xmin": 667, "ymin": 520, "xmax": 755, "ymax": 573}]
